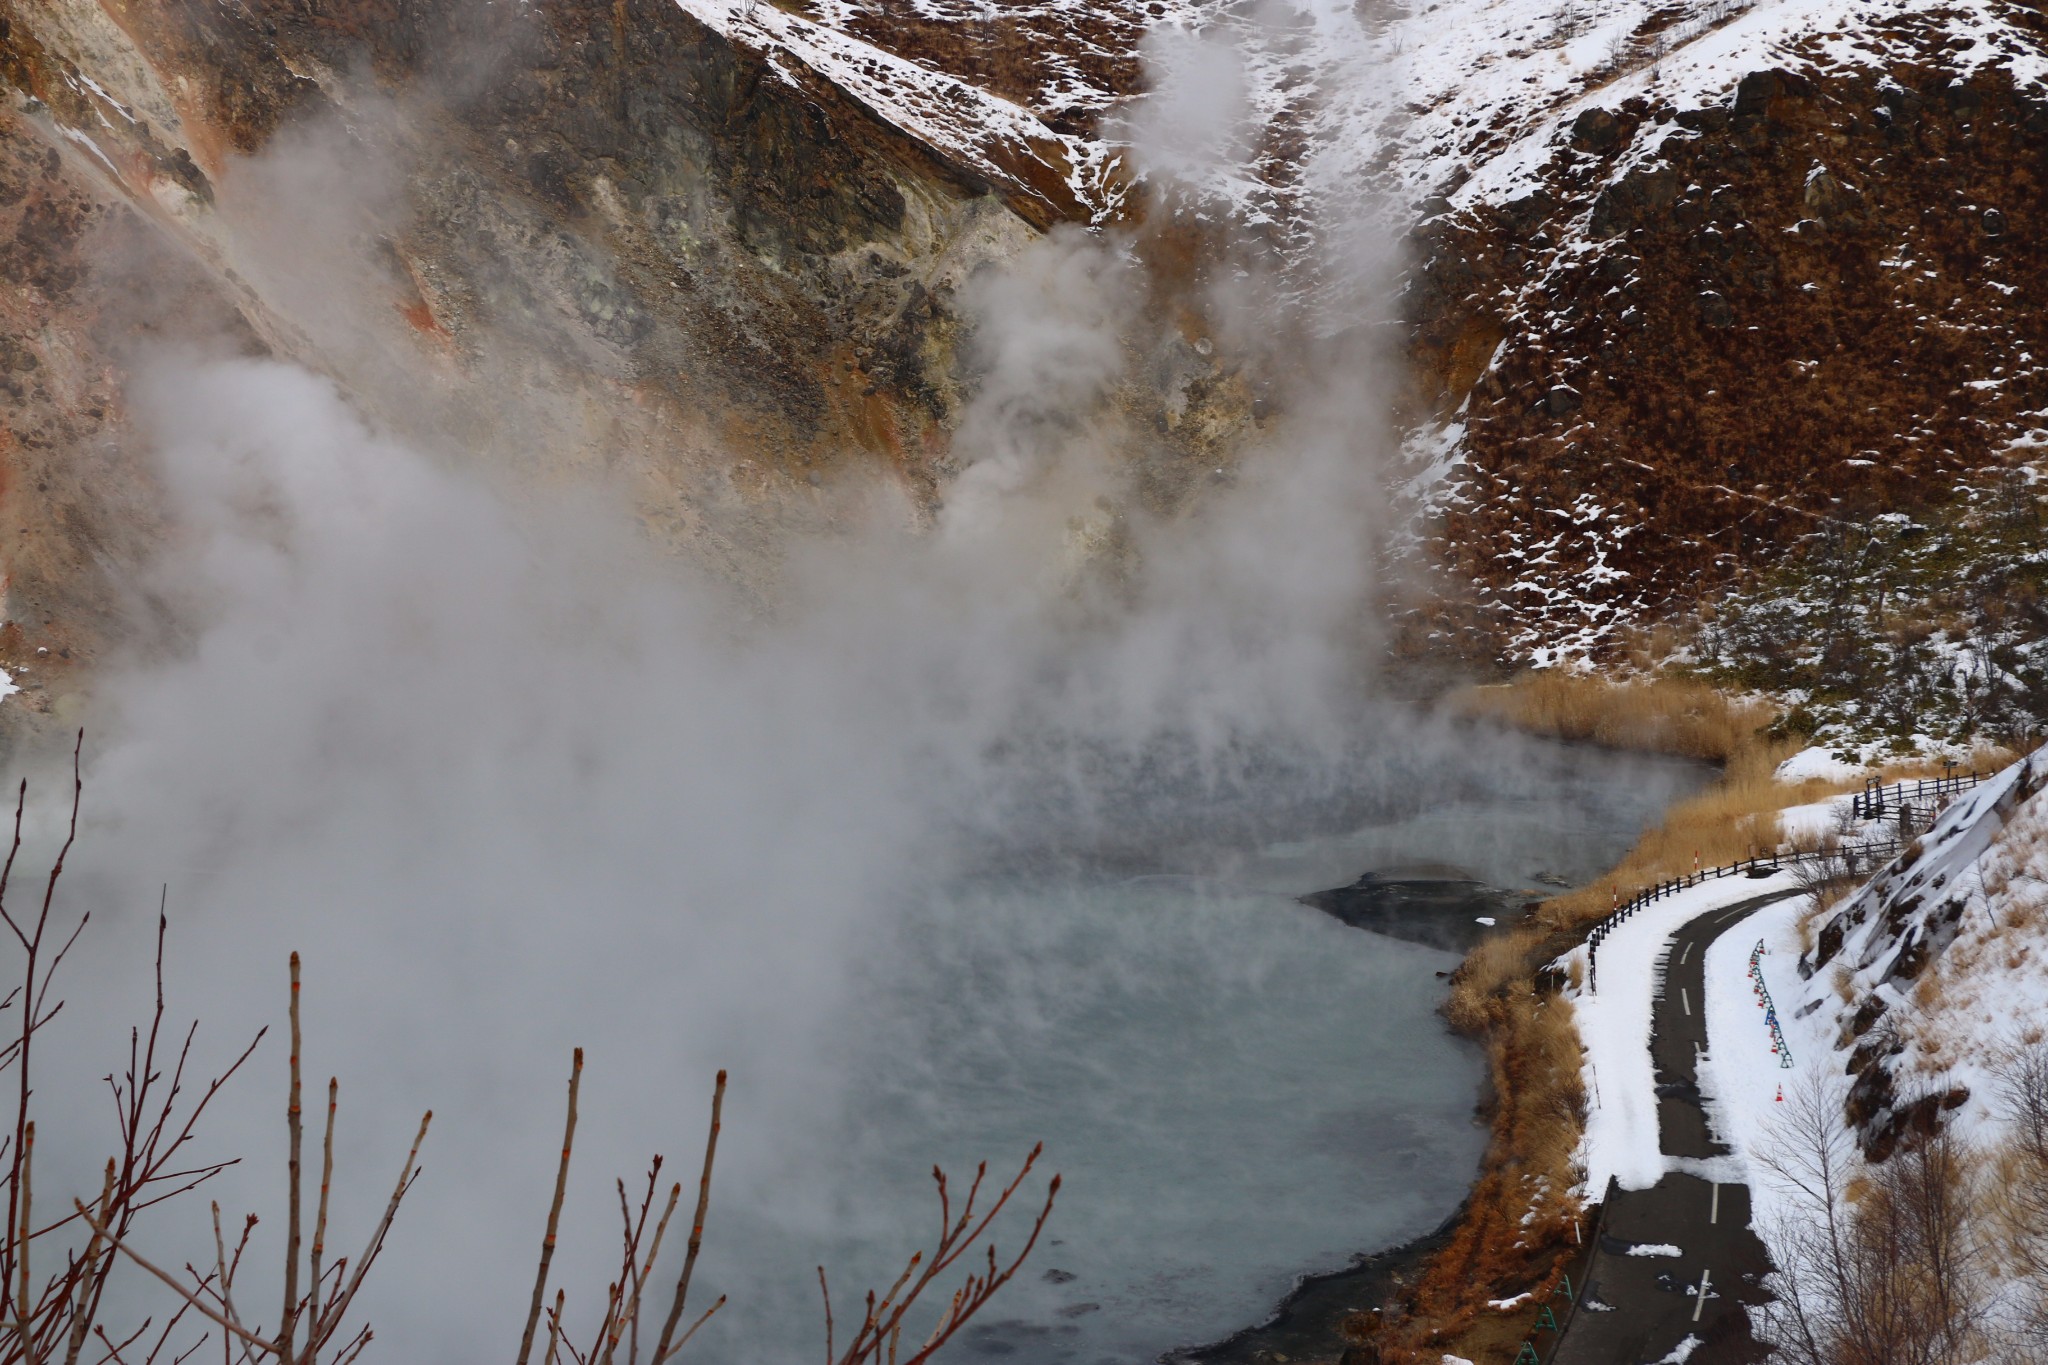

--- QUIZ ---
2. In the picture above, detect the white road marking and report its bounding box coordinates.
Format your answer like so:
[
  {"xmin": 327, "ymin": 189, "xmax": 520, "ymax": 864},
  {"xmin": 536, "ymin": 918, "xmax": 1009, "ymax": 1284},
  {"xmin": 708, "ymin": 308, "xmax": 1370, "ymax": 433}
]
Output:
[
  {"xmin": 1682, "ymin": 987, "xmax": 1691, "ymax": 1017},
  {"xmin": 1710, "ymin": 1182, "xmax": 1720, "ymax": 1224}
]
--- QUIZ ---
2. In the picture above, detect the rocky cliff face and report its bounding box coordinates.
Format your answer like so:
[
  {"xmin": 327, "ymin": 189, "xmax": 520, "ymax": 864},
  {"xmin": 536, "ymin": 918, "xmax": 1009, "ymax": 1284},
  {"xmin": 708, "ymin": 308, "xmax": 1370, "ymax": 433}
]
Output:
[
  {"xmin": 1411, "ymin": 5, "xmax": 2048, "ymax": 659},
  {"xmin": 3, "ymin": 0, "xmax": 1050, "ymax": 487},
  {"xmin": 0, "ymin": 0, "xmax": 1296, "ymax": 730},
  {"xmin": 1797, "ymin": 757, "xmax": 2048, "ymax": 1162},
  {"xmin": 0, "ymin": 0, "xmax": 1033, "ymax": 724},
  {"xmin": 1, "ymin": 0, "xmax": 2044, "ymax": 707}
]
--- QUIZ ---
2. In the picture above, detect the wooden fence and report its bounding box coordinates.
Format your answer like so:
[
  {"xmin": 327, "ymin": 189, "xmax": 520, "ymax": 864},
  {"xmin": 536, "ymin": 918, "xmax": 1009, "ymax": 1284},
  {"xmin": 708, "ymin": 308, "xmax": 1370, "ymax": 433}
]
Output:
[{"xmin": 1583, "ymin": 771, "xmax": 1985, "ymax": 993}]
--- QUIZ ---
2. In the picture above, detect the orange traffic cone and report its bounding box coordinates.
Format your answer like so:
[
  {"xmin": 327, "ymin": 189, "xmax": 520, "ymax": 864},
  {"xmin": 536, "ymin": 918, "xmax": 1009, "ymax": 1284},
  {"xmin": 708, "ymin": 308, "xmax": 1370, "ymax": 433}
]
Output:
[{"xmin": 1775, "ymin": 1084, "xmax": 1784, "ymax": 1103}]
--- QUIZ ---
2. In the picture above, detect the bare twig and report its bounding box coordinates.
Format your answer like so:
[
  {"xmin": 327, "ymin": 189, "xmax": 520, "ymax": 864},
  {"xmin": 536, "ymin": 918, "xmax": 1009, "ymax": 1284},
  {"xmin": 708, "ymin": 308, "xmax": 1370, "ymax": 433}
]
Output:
[
  {"xmin": 818, "ymin": 1267, "xmax": 834, "ymax": 1365},
  {"xmin": 822, "ymin": 1145, "xmax": 1059, "ymax": 1365},
  {"xmin": 281, "ymin": 955, "xmax": 304, "ymax": 1365},
  {"xmin": 651, "ymin": 1070, "xmax": 724, "ymax": 1365},
  {"xmin": 74, "ymin": 1200, "xmax": 276, "ymax": 1354},
  {"xmin": 518, "ymin": 1049, "xmax": 582, "ymax": 1365},
  {"xmin": 306, "ymin": 1078, "xmax": 336, "ymax": 1365},
  {"xmin": 318, "ymin": 1109, "xmax": 431, "ymax": 1340},
  {"xmin": 62, "ymin": 1159, "xmax": 117, "ymax": 1365}
]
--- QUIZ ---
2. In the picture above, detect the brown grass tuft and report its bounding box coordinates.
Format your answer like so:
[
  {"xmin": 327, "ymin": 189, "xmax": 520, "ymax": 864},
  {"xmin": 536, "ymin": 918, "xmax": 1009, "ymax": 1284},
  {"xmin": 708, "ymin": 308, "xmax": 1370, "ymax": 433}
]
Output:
[
  {"xmin": 1388, "ymin": 938, "xmax": 1590, "ymax": 1362},
  {"xmin": 1455, "ymin": 670, "xmax": 1776, "ymax": 763}
]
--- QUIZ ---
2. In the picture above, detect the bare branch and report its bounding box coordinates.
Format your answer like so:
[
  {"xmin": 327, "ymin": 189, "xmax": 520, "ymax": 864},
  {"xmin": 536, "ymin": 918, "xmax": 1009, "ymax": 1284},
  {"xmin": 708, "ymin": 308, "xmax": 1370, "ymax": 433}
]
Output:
[
  {"xmin": 651, "ymin": 1070, "xmax": 724, "ymax": 1364},
  {"xmin": 281, "ymin": 955, "xmax": 304, "ymax": 1365},
  {"xmin": 518, "ymin": 1048, "xmax": 583, "ymax": 1365}
]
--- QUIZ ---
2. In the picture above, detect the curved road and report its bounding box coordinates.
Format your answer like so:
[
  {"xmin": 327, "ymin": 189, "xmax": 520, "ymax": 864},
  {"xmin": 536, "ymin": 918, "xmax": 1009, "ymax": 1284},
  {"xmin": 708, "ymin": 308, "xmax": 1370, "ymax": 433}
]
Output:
[{"xmin": 1553, "ymin": 890, "xmax": 1799, "ymax": 1365}]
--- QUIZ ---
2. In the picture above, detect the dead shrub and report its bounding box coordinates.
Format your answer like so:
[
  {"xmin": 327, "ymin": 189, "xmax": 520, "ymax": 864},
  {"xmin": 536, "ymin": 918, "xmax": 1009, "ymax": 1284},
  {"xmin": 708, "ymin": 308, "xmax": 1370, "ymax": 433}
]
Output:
[{"xmin": 1757, "ymin": 1074, "xmax": 1991, "ymax": 1365}]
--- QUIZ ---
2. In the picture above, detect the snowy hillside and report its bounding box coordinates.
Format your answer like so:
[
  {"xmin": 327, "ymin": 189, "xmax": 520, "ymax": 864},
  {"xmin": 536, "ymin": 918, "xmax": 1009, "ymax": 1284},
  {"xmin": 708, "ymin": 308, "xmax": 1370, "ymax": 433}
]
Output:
[
  {"xmin": 668, "ymin": 0, "xmax": 2045, "ymax": 235},
  {"xmin": 1790, "ymin": 756, "xmax": 2048, "ymax": 1158}
]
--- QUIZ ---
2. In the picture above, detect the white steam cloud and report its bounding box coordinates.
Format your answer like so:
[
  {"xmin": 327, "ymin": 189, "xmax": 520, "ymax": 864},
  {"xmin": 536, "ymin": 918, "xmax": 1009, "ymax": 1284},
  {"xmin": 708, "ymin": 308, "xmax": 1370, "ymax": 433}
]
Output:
[
  {"xmin": 48, "ymin": 263, "xmax": 1407, "ymax": 1359},
  {"xmin": 2, "ymin": 7, "xmax": 1695, "ymax": 1363}
]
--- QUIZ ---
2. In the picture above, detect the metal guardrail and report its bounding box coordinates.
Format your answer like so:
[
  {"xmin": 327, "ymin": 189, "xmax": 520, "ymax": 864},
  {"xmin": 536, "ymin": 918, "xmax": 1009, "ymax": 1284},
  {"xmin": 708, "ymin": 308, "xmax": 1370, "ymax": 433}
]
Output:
[{"xmin": 1581, "ymin": 771, "xmax": 1985, "ymax": 993}]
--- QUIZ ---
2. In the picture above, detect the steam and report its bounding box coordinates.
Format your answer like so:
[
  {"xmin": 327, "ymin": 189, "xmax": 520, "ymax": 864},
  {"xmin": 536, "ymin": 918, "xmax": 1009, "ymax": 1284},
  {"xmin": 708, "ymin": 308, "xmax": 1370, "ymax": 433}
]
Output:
[
  {"xmin": 47, "ymin": 319, "xmax": 1401, "ymax": 1356},
  {"xmin": 7, "ymin": 6, "xmax": 1628, "ymax": 1362}
]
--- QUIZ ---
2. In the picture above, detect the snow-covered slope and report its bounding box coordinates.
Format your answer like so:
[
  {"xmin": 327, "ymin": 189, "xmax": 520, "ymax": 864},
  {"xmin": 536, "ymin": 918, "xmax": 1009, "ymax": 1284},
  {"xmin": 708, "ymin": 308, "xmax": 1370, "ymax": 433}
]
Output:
[
  {"xmin": 1696, "ymin": 757, "xmax": 2047, "ymax": 1185},
  {"xmin": 671, "ymin": 0, "xmax": 2048, "ymax": 664},
  {"xmin": 1788, "ymin": 755, "xmax": 2048, "ymax": 1159},
  {"xmin": 670, "ymin": 0, "xmax": 2045, "ymax": 238}
]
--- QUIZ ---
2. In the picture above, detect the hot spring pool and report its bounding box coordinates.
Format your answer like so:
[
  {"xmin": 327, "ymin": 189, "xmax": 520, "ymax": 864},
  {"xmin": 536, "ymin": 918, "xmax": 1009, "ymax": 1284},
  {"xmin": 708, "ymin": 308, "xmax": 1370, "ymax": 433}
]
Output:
[{"xmin": 680, "ymin": 739, "xmax": 1707, "ymax": 1364}]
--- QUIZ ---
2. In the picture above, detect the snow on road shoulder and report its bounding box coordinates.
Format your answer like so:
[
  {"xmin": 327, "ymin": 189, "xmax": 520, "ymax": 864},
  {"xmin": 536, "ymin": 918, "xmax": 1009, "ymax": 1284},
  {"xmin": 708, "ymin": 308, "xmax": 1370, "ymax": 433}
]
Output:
[
  {"xmin": 1707, "ymin": 755, "xmax": 2048, "ymax": 1237},
  {"xmin": 1559, "ymin": 870, "xmax": 1796, "ymax": 1195},
  {"xmin": 1698, "ymin": 892, "xmax": 1819, "ymax": 1237}
]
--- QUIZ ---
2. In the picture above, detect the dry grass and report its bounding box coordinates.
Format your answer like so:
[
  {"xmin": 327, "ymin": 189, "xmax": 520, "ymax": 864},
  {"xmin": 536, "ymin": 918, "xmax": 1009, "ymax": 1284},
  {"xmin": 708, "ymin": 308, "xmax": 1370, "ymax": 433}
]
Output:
[
  {"xmin": 1387, "ymin": 951, "xmax": 1589, "ymax": 1362},
  {"xmin": 1871, "ymin": 745, "xmax": 2028, "ymax": 781},
  {"xmin": 1456, "ymin": 670, "xmax": 1776, "ymax": 762},
  {"xmin": 1524, "ymin": 737, "xmax": 1822, "ymax": 939}
]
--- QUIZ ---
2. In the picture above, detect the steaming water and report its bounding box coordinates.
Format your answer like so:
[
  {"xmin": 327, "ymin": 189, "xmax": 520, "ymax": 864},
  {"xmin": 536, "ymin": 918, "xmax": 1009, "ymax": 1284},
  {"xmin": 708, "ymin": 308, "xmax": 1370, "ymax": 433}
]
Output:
[
  {"xmin": 681, "ymin": 740, "xmax": 1704, "ymax": 1365},
  {"xmin": 6, "ymin": 357, "xmax": 1714, "ymax": 1365}
]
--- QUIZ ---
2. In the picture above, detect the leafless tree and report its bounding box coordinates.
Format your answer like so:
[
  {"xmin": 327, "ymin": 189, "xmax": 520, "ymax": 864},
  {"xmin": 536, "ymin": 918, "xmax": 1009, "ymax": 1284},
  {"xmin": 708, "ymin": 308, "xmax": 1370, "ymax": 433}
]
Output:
[
  {"xmin": 1994, "ymin": 1044, "xmax": 2048, "ymax": 1355},
  {"xmin": 1755, "ymin": 1070, "xmax": 1993, "ymax": 1365},
  {"xmin": 0, "ymin": 736, "xmax": 264, "ymax": 1365},
  {"xmin": 817, "ymin": 1150, "xmax": 1058, "ymax": 1365}
]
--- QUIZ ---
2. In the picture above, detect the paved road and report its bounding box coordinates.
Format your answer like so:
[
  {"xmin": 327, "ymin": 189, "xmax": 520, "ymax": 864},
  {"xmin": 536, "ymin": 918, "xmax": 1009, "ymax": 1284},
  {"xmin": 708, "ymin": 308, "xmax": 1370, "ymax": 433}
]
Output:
[{"xmin": 1552, "ymin": 890, "xmax": 1799, "ymax": 1365}]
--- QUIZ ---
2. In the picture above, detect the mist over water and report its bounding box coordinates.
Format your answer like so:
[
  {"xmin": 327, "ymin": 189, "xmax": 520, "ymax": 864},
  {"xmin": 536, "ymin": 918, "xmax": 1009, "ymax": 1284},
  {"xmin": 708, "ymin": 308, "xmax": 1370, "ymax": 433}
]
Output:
[
  {"xmin": 20, "ymin": 347, "xmax": 1700, "ymax": 1362},
  {"xmin": 0, "ymin": 5, "xmax": 1714, "ymax": 1362}
]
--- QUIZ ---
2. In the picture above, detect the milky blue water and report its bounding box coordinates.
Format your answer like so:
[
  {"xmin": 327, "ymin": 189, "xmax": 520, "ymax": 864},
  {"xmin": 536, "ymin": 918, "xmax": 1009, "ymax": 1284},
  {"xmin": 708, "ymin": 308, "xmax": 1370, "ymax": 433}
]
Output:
[{"xmin": 686, "ymin": 738, "xmax": 1707, "ymax": 1364}]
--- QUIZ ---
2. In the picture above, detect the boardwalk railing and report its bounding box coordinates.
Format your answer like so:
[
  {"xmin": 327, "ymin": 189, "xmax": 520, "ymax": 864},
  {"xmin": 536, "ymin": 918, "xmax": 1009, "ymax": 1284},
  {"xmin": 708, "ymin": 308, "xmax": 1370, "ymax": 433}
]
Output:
[{"xmin": 1582, "ymin": 771, "xmax": 1985, "ymax": 993}]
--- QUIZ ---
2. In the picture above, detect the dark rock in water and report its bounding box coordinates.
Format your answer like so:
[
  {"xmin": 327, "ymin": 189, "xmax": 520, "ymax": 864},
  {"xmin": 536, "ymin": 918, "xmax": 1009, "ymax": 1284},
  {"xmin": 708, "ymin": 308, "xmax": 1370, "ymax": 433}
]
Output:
[{"xmin": 1300, "ymin": 868, "xmax": 1519, "ymax": 952}]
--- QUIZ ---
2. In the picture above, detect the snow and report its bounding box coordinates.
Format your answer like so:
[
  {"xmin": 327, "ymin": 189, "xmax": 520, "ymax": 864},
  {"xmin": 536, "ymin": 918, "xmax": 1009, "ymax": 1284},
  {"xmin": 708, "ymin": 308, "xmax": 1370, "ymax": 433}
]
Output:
[
  {"xmin": 1561, "ymin": 870, "xmax": 1796, "ymax": 1193},
  {"xmin": 0, "ymin": 669, "xmax": 14, "ymax": 704},
  {"xmin": 1658, "ymin": 1336, "xmax": 1703, "ymax": 1364},
  {"xmin": 1699, "ymin": 892, "xmax": 1814, "ymax": 1238},
  {"xmin": 1827, "ymin": 761, "xmax": 2040, "ymax": 1090},
  {"xmin": 1486, "ymin": 1292, "xmax": 1533, "ymax": 1311},
  {"xmin": 1624, "ymin": 1242, "xmax": 1683, "ymax": 1257},
  {"xmin": 1701, "ymin": 755, "xmax": 2048, "ymax": 1318},
  {"xmin": 653, "ymin": 0, "xmax": 2048, "ymax": 329},
  {"xmin": 669, "ymin": 0, "xmax": 1139, "ymax": 221},
  {"xmin": 1774, "ymin": 746, "xmax": 1871, "ymax": 784},
  {"xmin": 1418, "ymin": 0, "xmax": 2045, "ymax": 212}
]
